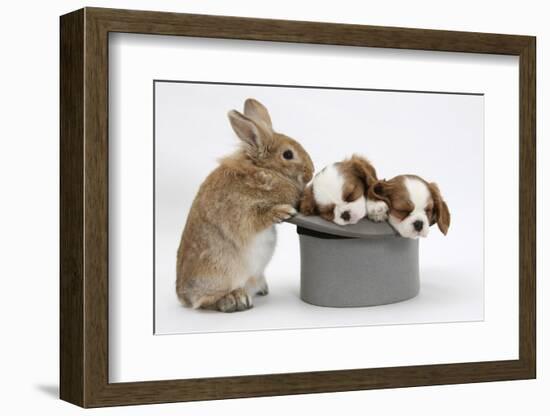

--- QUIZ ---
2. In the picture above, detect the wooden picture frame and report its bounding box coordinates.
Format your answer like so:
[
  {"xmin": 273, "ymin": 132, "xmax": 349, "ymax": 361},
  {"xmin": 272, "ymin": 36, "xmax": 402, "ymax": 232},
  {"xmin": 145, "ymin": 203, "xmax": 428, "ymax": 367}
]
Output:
[{"xmin": 60, "ymin": 7, "xmax": 536, "ymax": 408}]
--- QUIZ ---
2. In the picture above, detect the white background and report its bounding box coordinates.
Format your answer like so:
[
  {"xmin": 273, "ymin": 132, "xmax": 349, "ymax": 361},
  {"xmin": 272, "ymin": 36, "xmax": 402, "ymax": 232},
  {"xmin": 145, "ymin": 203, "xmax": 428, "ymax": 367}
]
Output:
[
  {"xmin": 154, "ymin": 81, "xmax": 485, "ymax": 334},
  {"xmin": 0, "ymin": 0, "xmax": 546, "ymax": 415}
]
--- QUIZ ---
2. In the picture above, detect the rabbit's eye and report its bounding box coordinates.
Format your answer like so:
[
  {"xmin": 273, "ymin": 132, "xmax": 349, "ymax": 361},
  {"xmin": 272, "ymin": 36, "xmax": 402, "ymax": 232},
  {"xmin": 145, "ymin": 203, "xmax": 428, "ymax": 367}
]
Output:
[{"xmin": 283, "ymin": 150, "xmax": 294, "ymax": 160}]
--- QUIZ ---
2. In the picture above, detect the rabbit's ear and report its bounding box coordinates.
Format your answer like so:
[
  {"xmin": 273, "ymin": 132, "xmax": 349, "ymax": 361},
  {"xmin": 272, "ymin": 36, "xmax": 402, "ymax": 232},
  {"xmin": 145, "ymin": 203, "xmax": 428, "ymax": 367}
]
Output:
[
  {"xmin": 244, "ymin": 98, "xmax": 273, "ymax": 130},
  {"xmin": 228, "ymin": 110, "xmax": 267, "ymax": 150}
]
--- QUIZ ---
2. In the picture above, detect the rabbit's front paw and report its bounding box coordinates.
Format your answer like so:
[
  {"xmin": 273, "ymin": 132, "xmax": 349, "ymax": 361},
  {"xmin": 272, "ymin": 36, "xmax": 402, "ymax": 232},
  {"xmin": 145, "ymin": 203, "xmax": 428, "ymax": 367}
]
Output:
[
  {"xmin": 366, "ymin": 199, "xmax": 389, "ymax": 222},
  {"xmin": 216, "ymin": 288, "xmax": 253, "ymax": 313},
  {"xmin": 271, "ymin": 204, "xmax": 297, "ymax": 223}
]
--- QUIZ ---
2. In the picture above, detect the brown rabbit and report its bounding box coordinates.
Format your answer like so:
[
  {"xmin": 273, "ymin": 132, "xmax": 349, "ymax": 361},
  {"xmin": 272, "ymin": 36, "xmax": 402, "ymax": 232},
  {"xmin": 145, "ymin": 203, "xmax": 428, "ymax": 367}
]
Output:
[{"xmin": 176, "ymin": 99, "xmax": 314, "ymax": 312}]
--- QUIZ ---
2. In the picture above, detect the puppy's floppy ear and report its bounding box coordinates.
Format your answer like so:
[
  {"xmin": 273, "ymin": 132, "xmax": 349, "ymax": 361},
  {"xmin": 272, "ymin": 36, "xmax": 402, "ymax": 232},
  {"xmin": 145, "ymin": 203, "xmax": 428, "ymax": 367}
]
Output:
[
  {"xmin": 244, "ymin": 98, "xmax": 273, "ymax": 130},
  {"xmin": 228, "ymin": 110, "xmax": 271, "ymax": 153},
  {"xmin": 367, "ymin": 180, "xmax": 391, "ymax": 206},
  {"xmin": 350, "ymin": 154, "xmax": 378, "ymax": 189},
  {"xmin": 428, "ymin": 182, "xmax": 450, "ymax": 235},
  {"xmin": 299, "ymin": 185, "xmax": 317, "ymax": 216}
]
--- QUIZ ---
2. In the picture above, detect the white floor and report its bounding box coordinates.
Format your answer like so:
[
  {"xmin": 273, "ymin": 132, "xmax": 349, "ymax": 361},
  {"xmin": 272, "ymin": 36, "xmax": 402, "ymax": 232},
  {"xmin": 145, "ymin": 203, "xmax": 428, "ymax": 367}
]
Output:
[{"xmin": 154, "ymin": 222, "xmax": 484, "ymax": 335}]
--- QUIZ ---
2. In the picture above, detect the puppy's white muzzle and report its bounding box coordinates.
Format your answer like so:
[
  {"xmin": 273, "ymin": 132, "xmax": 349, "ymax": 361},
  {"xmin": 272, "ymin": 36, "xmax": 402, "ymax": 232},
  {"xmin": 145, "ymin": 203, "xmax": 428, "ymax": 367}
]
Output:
[
  {"xmin": 389, "ymin": 212, "xmax": 430, "ymax": 239},
  {"xmin": 333, "ymin": 197, "xmax": 367, "ymax": 226}
]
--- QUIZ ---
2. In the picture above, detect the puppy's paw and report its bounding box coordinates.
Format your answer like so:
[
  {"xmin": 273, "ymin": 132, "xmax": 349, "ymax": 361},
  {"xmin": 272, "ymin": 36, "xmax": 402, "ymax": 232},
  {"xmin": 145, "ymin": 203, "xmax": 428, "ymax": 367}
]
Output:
[
  {"xmin": 366, "ymin": 199, "xmax": 389, "ymax": 222},
  {"xmin": 271, "ymin": 204, "xmax": 297, "ymax": 223},
  {"xmin": 216, "ymin": 288, "xmax": 253, "ymax": 313}
]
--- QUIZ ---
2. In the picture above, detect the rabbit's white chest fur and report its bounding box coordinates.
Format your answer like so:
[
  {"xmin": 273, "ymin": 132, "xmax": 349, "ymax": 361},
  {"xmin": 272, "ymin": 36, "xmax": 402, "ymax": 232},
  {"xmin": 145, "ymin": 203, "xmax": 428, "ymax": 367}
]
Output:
[{"xmin": 244, "ymin": 226, "xmax": 277, "ymax": 279}]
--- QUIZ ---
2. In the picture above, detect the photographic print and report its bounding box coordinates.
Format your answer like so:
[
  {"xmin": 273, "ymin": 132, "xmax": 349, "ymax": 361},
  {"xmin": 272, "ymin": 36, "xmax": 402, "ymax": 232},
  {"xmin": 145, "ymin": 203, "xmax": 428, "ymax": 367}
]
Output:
[
  {"xmin": 154, "ymin": 80, "xmax": 484, "ymax": 335},
  {"xmin": 61, "ymin": 8, "xmax": 535, "ymax": 406}
]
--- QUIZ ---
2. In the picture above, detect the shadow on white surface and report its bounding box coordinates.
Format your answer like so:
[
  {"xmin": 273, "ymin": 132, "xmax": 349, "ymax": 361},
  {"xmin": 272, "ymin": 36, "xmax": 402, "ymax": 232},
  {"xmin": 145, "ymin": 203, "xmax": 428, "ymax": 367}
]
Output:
[{"xmin": 34, "ymin": 385, "xmax": 58, "ymax": 399}]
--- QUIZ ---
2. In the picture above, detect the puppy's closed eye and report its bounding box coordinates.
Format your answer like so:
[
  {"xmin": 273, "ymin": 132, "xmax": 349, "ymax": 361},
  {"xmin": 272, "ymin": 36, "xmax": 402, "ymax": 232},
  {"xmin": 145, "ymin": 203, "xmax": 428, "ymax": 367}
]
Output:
[
  {"xmin": 391, "ymin": 208, "xmax": 410, "ymax": 221},
  {"xmin": 344, "ymin": 186, "xmax": 363, "ymax": 203},
  {"xmin": 319, "ymin": 204, "xmax": 336, "ymax": 222}
]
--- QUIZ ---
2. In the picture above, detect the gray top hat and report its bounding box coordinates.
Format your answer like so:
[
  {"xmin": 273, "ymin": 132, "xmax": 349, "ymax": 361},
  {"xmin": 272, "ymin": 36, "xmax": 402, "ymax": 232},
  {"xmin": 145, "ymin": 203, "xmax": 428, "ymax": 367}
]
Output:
[
  {"xmin": 286, "ymin": 214, "xmax": 420, "ymax": 308},
  {"xmin": 287, "ymin": 213, "xmax": 398, "ymax": 238}
]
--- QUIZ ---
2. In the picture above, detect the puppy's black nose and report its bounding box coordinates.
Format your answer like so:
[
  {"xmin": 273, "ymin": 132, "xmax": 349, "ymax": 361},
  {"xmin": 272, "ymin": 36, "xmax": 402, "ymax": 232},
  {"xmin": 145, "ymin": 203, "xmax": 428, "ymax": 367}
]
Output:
[
  {"xmin": 340, "ymin": 211, "xmax": 351, "ymax": 221},
  {"xmin": 413, "ymin": 220, "xmax": 424, "ymax": 231}
]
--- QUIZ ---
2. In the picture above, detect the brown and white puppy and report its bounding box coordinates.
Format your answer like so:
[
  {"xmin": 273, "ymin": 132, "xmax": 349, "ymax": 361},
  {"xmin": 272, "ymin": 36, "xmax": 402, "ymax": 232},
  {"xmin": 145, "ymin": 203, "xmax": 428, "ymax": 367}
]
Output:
[
  {"xmin": 299, "ymin": 155, "xmax": 389, "ymax": 225},
  {"xmin": 368, "ymin": 174, "xmax": 450, "ymax": 238}
]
